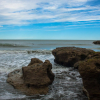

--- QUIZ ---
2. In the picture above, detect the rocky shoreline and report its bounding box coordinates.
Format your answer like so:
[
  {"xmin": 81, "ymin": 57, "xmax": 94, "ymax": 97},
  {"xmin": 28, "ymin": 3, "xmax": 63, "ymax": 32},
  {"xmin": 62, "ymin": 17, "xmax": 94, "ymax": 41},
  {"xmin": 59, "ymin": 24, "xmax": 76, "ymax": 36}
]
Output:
[
  {"xmin": 7, "ymin": 47, "xmax": 100, "ymax": 100},
  {"xmin": 52, "ymin": 47, "xmax": 100, "ymax": 100}
]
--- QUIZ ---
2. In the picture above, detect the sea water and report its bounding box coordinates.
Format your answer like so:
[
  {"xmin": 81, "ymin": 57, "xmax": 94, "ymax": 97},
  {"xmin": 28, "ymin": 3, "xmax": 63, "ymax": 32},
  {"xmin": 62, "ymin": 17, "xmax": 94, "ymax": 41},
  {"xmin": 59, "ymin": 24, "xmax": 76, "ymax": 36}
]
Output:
[{"xmin": 0, "ymin": 40, "xmax": 100, "ymax": 100}]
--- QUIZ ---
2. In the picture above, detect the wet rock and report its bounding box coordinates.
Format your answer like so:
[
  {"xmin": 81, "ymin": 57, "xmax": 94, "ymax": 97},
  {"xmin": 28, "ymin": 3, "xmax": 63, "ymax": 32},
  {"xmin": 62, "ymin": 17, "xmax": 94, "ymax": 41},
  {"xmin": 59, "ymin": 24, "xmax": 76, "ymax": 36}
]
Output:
[
  {"xmin": 7, "ymin": 58, "xmax": 55, "ymax": 95},
  {"xmin": 93, "ymin": 41, "xmax": 100, "ymax": 45},
  {"xmin": 7, "ymin": 69, "xmax": 22, "ymax": 77},
  {"xmin": 79, "ymin": 58, "xmax": 100, "ymax": 100},
  {"xmin": 52, "ymin": 47, "xmax": 94, "ymax": 68}
]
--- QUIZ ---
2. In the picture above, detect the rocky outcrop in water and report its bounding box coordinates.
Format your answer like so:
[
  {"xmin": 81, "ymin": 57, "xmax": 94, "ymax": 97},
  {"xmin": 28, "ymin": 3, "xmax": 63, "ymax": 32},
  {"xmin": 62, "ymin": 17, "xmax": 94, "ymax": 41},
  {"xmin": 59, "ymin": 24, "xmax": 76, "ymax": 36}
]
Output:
[
  {"xmin": 52, "ymin": 47, "xmax": 100, "ymax": 100},
  {"xmin": 7, "ymin": 58, "xmax": 55, "ymax": 95},
  {"xmin": 79, "ymin": 58, "xmax": 100, "ymax": 100},
  {"xmin": 93, "ymin": 41, "xmax": 100, "ymax": 45},
  {"xmin": 52, "ymin": 47, "xmax": 94, "ymax": 68}
]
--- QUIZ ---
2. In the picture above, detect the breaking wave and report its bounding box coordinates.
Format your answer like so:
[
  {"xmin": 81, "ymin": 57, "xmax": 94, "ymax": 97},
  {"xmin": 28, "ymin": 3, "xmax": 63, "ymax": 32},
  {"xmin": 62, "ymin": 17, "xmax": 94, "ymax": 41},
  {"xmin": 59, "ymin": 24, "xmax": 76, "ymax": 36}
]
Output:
[
  {"xmin": 0, "ymin": 50, "xmax": 52, "ymax": 54},
  {"xmin": 27, "ymin": 50, "xmax": 52, "ymax": 54},
  {"xmin": 0, "ymin": 43, "xmax": 28, "ymax": 47}
]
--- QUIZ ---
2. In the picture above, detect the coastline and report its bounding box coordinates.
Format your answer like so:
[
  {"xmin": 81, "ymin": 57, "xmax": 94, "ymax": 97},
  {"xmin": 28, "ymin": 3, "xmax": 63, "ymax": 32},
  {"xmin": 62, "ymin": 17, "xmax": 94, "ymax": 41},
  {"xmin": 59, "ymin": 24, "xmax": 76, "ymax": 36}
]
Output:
[{"xmin": 0, "ymin": 40, "xmax": 100, "ymax": 100}]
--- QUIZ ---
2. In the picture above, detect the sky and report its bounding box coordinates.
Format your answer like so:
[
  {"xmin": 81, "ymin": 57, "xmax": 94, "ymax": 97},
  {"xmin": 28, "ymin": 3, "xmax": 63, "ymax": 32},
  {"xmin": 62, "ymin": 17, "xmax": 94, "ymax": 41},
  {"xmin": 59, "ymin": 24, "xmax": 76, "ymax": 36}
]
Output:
[{"xmin": 0, "ymin": 0, "xmax": 100, "ymax": 40}]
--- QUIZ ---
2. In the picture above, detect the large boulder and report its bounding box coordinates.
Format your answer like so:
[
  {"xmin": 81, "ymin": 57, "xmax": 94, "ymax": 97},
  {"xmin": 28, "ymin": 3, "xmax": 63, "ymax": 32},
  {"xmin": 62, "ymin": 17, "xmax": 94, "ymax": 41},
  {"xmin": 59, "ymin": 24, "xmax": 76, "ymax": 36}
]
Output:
[
  {"xmin": 52, "ymin": 47, "xmax": 94, "ymax": 68},
  {"xmin": 52, "ymin": 47, "xmax": 100, "ymax": 100},
  {"xmin": 22, "ymin": 60, "xmax": 54, "ymax": 87},
  {"xmin": 93, "ymin": 41, "xmax": 100, "ymax": 45},
  {"xmin": 7, "ymin": 58, "xmax": 55, "ymax": 95},
  {"xmin": 79, "ymin": 58, "xmax": 100, "ymax": 100}
]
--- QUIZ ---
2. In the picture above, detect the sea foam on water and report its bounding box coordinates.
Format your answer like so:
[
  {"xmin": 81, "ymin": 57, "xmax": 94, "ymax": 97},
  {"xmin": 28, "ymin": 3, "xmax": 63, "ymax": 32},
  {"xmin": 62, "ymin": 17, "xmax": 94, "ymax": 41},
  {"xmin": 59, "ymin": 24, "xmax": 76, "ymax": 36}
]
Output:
[{"xmin": 0, "ymin": 40, "xmax": 99, "ymax": 100}]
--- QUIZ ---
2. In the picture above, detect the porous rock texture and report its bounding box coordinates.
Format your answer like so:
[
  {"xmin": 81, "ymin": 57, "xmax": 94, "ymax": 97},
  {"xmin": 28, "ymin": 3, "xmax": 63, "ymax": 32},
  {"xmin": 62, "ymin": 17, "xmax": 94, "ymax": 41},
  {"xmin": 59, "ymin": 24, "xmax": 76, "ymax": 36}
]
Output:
[
  {"xmin": 52, "ymin": 47, "xmax": 94, "ymax": 68},
  {"xmin": 52, "ymin": 47, "xmax": 100, "ymax": 100},
  {"xmin": 79, "ymin": 59, "xmax": 100, "ymax": 100},
  {"xmin": 7, "ymin": 58, "xmax": 55, "ymax": 95}
]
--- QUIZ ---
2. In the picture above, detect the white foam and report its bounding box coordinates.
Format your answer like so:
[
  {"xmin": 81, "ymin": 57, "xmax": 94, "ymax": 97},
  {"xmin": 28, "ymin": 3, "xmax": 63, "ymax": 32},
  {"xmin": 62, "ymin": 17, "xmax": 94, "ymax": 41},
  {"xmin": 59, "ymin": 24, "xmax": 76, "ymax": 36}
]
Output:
[
  {"xmin": 0, "ymin": 51, "xmax": 86, "ymax": 100},
  {"xmin": 0, "ymin": 92, "xmax": 26, "ymax": 99}
]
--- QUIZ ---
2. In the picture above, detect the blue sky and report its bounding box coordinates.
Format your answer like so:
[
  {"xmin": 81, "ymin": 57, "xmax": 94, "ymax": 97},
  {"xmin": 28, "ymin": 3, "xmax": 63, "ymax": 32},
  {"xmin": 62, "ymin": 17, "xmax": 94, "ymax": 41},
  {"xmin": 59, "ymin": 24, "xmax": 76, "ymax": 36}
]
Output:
[{"xmin": 0, "ymin": 0, "xmax": 100, "ymax": 40}]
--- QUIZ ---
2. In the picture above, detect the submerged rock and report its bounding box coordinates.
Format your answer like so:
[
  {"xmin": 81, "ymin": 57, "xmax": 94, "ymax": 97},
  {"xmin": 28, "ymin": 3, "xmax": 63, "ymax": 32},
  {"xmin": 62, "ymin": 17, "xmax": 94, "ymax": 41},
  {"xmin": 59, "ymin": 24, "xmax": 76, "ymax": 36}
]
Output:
[
  {"xmin": 93, "ymin": 41, "xmax": 100, "ymax": 45},
  {"xmin": 52, "ymin": 47, "xmax": 94, "ymax": 68},
  {"xmin": 7, "ymin": 58, "xmax": 55, "ymax": 95},
  {"xmin": 79, "ymin": 58, "xmax": 100, "ymax": 100}
]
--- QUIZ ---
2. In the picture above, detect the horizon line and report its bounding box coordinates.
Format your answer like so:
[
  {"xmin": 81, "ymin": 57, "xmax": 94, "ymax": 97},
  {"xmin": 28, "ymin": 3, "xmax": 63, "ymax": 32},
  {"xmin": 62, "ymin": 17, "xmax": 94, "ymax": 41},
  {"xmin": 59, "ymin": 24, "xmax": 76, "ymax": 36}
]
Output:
[{"xmin": 0, "ymin": 39, "xmax": 98, "ymax": 41}]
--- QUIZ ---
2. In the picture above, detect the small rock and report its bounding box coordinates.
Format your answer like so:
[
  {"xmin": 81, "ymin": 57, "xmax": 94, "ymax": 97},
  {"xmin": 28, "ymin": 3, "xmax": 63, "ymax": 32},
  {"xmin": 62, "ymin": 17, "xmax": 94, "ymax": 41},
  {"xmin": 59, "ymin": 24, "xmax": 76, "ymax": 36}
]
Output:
[{"xmin": 93, "ymin": 41, "xmax": 100, "ymax": 45}]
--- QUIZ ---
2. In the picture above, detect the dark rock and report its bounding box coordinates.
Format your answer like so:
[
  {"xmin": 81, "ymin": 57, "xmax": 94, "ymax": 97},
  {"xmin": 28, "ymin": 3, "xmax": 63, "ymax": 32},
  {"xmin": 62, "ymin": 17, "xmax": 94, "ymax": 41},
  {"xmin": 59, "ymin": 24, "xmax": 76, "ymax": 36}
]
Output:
[
  {"xmin": 74, "ymin": 52, "xmax": 100, "ymax": 69},
  {"xmin": 52, "ymin": 47, "xmax": 100, "ymax": 100},
  {"xmin": 93, "ymin": 41, "xmax": 100, "ymax": 45},
  {"xmin": 73, "ymin": 61, "xmax": 82, "ymax": 69},
  {"xmin": 22, "ymin": 60, "xmax": 54, "ymax": 87},
  {"xmin": 79, "ymin": 58, "xmax": 100, "ymax": 100},
  {"xmin": 7, "ymin": 58, "xmax": 55, "ymax": 95},
  {"xmin": 52, "ymin": 47, "xmax": 94, "ymax": 68},
  {"xmin": 28, "ymin": 58, "xmax": 43, "ymax": 66}
]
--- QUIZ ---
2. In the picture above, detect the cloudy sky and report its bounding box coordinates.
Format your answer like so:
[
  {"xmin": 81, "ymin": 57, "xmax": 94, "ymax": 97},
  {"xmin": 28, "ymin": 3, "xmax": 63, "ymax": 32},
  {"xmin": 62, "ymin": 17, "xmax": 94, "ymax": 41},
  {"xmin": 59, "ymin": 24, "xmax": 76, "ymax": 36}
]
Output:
[{"xmin": 0, "ymin": 0, "xmax": 100, "ymax": 40}]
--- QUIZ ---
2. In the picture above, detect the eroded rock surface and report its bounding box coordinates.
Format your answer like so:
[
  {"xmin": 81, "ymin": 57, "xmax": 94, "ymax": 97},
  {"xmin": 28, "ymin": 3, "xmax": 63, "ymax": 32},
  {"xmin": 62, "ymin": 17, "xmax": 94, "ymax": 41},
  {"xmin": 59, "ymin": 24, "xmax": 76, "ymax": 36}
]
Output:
[
  {"xmin": 22, "ymin": 60, "xmax": 54, "ymax": 87},
  {"xmin": 52, "ymin": 47, "xmax": 94, "ymax": 68},
  {"xmin": 79, "ymin": 59, "xmax": 100, "ymax": 100},
  {"xmin": 7, "ymin": 58, "xmax": 55, "ymax": 95},
  {"xmin": 52, "ymin": 47, "xmax": 100, "ymax": 100}
]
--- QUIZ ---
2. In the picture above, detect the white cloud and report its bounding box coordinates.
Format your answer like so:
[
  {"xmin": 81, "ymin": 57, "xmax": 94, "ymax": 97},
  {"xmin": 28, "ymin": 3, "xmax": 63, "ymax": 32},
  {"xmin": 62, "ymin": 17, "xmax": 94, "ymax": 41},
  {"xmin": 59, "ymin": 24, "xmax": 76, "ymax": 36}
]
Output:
[
  {"xmin": 0, "ymin": 0, "xmax": 100, "ymax": 26},
  {"xmin": 0, "ymin": 25, "xmax": 3, "ymax": 27}
]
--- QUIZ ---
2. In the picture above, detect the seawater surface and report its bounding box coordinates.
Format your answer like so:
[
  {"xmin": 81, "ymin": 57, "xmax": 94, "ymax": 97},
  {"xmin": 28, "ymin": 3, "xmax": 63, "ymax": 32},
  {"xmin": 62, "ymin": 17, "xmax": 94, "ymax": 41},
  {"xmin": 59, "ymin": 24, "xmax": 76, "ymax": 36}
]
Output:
[
  {"xmin": 0, "ymin": 40, "xmax": 100, "ymax": 51},
  {"xmin": 0, "ymin": 40, "xmax": 100, "ymax": 100}
]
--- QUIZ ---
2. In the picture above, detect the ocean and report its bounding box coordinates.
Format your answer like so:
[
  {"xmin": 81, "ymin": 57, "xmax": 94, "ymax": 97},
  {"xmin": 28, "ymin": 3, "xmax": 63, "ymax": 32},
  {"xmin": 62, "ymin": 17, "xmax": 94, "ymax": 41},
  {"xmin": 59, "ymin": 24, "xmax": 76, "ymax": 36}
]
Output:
[{"xmin": 0, "ymin": 40, "xmax": 100, "ymax": 100}]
